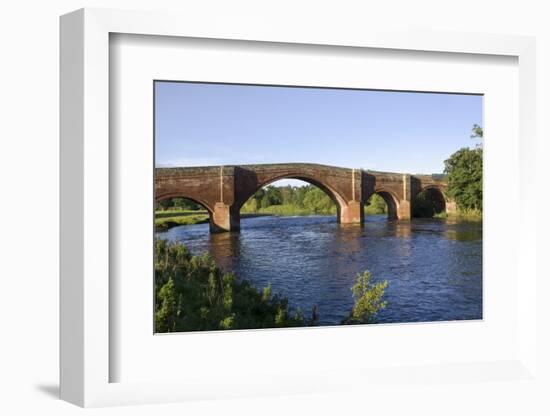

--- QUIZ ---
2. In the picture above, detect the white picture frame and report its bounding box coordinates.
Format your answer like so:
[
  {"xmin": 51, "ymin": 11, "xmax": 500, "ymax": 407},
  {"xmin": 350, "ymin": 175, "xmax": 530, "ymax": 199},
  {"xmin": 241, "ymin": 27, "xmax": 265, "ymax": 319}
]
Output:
[{"xmin": 60, "ymin": 7, "xmax": 538, "ymax": 408}]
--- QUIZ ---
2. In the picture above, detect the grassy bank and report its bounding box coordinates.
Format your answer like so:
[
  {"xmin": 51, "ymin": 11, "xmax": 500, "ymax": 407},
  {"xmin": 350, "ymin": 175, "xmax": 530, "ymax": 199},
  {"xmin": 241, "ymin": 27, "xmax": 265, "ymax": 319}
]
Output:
[
  {"xmin": 155, "ymin": 205, "xmax": 480, "ymax": 231},
  {"xmin": 243, "ymin": 205, "xmax": 335, "ymax": 216},
  {"xmin": 155, "ymin": 210, "xmax": 209, "ymax": 231},
  {"xmin": 155, "ymin": 211, "xmax": 280, "ymax": 231},
  {"xmin": 156, "ymin": 209, "xmax": 207, "ymax": 218},
  {"xmin": 449, "ymin": 208, "xmax": 483, "ymax": 221},
  {"xmin": 431, "ymin": 209, "xmax": 482, "ymax": 221},
  {"xmin": 242, "ymin": 204, "xmax": 386, "ymax": 217},
  {"xmin": 155, "ymin": 204, "xmax": 387, "ymax": 232}
]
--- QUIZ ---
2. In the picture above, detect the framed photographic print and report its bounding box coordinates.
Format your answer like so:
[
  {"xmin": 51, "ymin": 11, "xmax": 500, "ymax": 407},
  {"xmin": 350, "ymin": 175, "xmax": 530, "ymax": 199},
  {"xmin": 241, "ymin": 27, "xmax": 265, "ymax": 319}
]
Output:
[{"xmin": 60, "ymin": 8, "xmax": 539, "ymax": 408}]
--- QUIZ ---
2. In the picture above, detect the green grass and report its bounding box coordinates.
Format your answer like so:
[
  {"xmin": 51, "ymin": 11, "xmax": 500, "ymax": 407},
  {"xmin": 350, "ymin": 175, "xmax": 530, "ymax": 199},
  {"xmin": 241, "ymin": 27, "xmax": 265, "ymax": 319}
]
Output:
[
  {"xmin": 155, "ymin": 209, "xmax": 207, "ymax": 218},
  {"xmin": 449, "ymin": 208, "xmax": 482, "ymax": 221},
  {"xmin": 412, "ymin": 209, "xmax": 482, "ymax": 220},
  {"xmin": 246, "ymin": 205, "xmax": 336, "ymax": 216},
  {"xmin": 242, "ymin": 204, "xmax": 387, "ymax": 217},
  {"xmin": 155, "ymin": 210, "xmax": 209, "ymax": 231},
  {"xmin": 364, "ymin": 205, "xmax": 387, "ymax": 216},
  {"xmin": 154, "ymin": 206, "xmax": 480, "ymax": 231}
]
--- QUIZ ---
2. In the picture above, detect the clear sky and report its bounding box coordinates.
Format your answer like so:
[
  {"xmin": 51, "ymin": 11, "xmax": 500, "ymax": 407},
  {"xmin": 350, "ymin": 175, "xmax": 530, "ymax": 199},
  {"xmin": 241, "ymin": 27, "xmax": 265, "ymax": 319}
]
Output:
[{"xmin": 155, "ymin": 81, "xmax": 482, "ymax": 180}]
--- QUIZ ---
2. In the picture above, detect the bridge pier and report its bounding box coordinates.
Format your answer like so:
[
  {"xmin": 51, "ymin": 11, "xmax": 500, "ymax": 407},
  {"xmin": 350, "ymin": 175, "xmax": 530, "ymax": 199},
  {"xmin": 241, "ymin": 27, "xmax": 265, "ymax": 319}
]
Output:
[
  {"xmin": 396, "ymin": 174, "xmax": 412, "ymax": 220},
  {"xmin": 339, "ymin": 200, "xmax": 364, "ymax": 224},
  {"xmin": 211, "ymin": 203, "xmax": 240, "ymax": 233},
  {"xmin": 397, "ymin": 200, "xmax": 411, "ymax": 220}
]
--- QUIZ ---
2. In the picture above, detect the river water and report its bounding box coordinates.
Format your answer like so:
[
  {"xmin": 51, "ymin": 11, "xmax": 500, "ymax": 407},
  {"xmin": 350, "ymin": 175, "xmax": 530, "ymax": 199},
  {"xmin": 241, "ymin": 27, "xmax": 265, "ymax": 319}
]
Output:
[{"xmin": 156, "ymin": 215, "xmax": 482, "ymax": 325}]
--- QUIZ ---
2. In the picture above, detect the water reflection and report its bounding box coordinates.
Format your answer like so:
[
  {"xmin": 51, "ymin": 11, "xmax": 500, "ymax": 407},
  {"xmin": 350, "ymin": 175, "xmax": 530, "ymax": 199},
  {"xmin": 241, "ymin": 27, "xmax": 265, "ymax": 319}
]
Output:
[
  {"xmin": 208, "ymin": 232, "xmax": 242, "ymax": 272},
  {"xmin": 444, "ymin": 224, "xmax": 482, "ymax": 241},
  {"xmin": 157, "ymin": 215, "xmax": 482, "ymax": 325},
  {"xmin": 394, "ymin": 221, "xmax": 412, "ymax": 239}
]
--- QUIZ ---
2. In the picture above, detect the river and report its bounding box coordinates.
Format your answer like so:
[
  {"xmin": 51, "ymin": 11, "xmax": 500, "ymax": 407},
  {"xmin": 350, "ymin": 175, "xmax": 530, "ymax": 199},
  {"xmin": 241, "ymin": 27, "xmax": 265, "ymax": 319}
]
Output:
[{"xmin": 156, "ymin": 215, "xmax": 482, "ymax": 325}]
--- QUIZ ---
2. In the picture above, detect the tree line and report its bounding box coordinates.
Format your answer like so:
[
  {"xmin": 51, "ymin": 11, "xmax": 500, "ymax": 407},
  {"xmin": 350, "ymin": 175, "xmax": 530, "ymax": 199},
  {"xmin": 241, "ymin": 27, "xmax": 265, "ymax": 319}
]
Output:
[
  {"xmin": 242, "ymin": 184, "xmax": 336, "ymax": 215},
  {"xmin": 241, "ymin": 184, "xmax": 388, "ymax": 216},
  {"xmin": 157, "ymin": 197, "xmax": 201, "ymax": 211}
]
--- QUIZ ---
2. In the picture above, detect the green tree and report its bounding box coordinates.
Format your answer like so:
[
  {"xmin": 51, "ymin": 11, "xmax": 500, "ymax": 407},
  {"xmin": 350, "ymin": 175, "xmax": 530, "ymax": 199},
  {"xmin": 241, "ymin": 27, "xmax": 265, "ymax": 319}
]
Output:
[
  {"xmin": 471, "ymin": 123, "xmax": 483, "ymax": 139},
  {"xmin": 241, "ymin": 197, "xmax": 258, "ymax": 213},
  {"xmin": 240, "ymin": 183, "xmax": 338, "ymax": 215},
  {"xmin": 157, "ymin": 198, "xmax": 174, "ymax": 211},
  {"xmin": 365, "ymin": 193, "xmax": 388, "ymax": 215},
  {"xmin": 172, "ymin": 197, "xmax": 201, "ymax": 210},
  {"xmin": 444, "ymin": 146, "xmax": 483, "ymax": 211},
  {"xmin": 342, "ymin": 270, "xmax": 388, "ymax": 325},
  {"xmin": 303, "ymin": 186, "xmax": 335, "ymax": 214}
]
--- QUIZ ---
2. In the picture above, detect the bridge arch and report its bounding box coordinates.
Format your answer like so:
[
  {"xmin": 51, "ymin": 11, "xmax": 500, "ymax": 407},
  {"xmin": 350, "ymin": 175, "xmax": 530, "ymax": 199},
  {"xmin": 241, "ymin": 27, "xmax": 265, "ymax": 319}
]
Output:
[
  {"xmin": 154, "ymin": 194, "xmax": 221, "ymax": 231},
  {"xmin": 412, "ymin": 186, "xmax": 447, "ymax": 217},
  {"xmin": 236, "ymin": 173, "xmax": 348, "ymax": 217},
  {"xmin": 365, "ymin": 189, "xmax": 400, "ymax": 220},
  {"xmin": 155, "ymin": 193, "xmax": 215, "ymax": 215}
]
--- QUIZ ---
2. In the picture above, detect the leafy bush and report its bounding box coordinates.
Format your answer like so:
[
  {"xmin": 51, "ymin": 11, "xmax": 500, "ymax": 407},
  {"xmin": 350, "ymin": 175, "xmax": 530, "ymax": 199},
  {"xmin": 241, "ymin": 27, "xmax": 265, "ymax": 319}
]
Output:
[
  {"xmin": 155, "ymin": 239, "xmax": 306, "ymax": 332},
  {"xmin": 155, "ymin": 240, "xmax": 389, "ymax": 332},
  {"xmin": 342, "ymin": 270, "xmax": 388, "ymax": 324}
]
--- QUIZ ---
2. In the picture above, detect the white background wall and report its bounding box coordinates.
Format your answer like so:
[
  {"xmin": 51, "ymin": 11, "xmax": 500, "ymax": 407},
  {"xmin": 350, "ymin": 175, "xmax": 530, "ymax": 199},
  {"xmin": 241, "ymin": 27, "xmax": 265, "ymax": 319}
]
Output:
[{"xmin": 1, "ymin": 1, "xmax": 548, "ymax": 415}]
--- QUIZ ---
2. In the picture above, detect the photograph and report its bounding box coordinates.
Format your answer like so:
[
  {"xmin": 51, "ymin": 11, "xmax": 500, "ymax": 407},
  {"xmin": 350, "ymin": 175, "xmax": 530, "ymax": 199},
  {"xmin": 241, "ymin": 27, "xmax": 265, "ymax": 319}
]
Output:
[{"xmin": 153, "ymin": 81, "xmax": 483, "ymax": 333}]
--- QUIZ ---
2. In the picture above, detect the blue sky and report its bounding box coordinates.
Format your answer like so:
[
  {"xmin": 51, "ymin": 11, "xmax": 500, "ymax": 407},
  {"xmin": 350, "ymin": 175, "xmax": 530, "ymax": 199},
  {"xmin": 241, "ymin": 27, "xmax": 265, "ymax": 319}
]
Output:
[{"xmin": 155, "ymin": 81, "xmax": 482, "ymax": 183}]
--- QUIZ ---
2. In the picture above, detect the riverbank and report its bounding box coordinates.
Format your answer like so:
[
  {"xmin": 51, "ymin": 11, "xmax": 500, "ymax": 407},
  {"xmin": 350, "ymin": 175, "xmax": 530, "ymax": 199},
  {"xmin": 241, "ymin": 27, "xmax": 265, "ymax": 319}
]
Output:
[
  {"xmin": 155, "ymin": 210, "xmax": 276, "ymax": 231},
  {"xmin": 155, "ymin": 206, "xmax": 479, "ymax": 231},
  {"xmin": 242, "ymin": 205, "xmax": 336, "ymax": 216},
  {"xmin": 446, "ymin": 209, "xmax": 483, "ymax": 221},
  {"xmin": 241, "ymin": 204, "xmax": 386, "ymax": 217},
  {"xmin": 155, "ymin": 205, "xmax": 388, "ymax": 231},
  {"xmin": 155, "ymin": 210, "xmax": 209, "ymax": 231}
]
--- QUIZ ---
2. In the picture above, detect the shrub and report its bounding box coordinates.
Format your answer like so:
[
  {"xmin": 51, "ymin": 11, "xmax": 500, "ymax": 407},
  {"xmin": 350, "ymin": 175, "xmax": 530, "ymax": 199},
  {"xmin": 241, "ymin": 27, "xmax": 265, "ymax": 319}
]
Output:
[
  {"xmin": 342, "ymin": 270, "xmax": 388, "ymax": 324},
  {"xmin": 155, "ymin": 239, "xmax": 305, "ymax": 332}
]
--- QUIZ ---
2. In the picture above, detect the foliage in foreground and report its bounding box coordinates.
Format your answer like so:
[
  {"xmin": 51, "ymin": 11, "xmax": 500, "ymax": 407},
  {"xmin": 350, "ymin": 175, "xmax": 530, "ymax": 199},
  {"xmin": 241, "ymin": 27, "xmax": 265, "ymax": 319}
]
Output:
[
  {"xmin": 155, "ymin": 239, "xmax": 307, "ymax": 332},
  {"xmin": 342, "ymin": 270, "xmax": 388, "ymax": 324},
  {"xmin": 155, "ymin": 239, "xmax": 389, "ymax": 332}
]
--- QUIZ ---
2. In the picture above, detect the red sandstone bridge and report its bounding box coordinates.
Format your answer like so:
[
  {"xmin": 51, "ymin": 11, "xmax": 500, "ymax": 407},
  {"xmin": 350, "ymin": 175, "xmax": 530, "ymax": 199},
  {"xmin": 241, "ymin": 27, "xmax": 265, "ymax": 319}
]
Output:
[{"xmin": 155, "ymin": 163, "xmax": 455, "ymax": 232}]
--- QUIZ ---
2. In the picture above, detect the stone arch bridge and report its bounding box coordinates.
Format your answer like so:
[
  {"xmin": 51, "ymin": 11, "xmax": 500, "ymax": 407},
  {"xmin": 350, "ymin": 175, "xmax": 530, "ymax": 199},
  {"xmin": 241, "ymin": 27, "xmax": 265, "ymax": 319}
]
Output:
[{"xmin": 155, "ymin": 163, "xmax": 455, "ymax": 232}]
